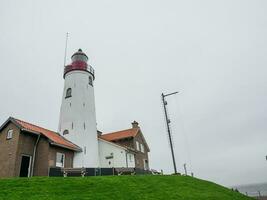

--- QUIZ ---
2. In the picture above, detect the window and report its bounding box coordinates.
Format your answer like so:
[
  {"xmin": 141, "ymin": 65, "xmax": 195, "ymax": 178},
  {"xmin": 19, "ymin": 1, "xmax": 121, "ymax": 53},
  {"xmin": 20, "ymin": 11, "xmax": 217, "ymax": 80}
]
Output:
[
  {"xmin": 65, "ymin": 88, "xmax": 72, "ymax": 98},
  {"xmin": 89, "ymin": 76, "xmax": 93, "ymax": 86},
  {"xmin": 56, "ymin": 152, "xmax": 65, "ymax": 167},
  {"xmin": 136, "ymin": 141, "xmax": 140, "ymax": 151},
  {"xmin": 140, "ymin": 144, "xmax": 144, "ymax": 153},
  {"xmin": 63, "ymin": 130, "xmax": 69, "ymax": 135},
  {"xmin": 7, "ymin": 129, "xmax": 13, "ymax": 139},
  {"xmin": 129, "ymin": 154, "xmax": 133, "ymax": 162},
  {"xmin": 144, "ymin": 159, "xmax": 149, "ymax": 170},
  {"xmin": 72, "ymin": 54, "xmax": 87, "ymax": 62},
  {"xmin": 84, "ymin": 146, "xmax": 86, "ymax": 154}
]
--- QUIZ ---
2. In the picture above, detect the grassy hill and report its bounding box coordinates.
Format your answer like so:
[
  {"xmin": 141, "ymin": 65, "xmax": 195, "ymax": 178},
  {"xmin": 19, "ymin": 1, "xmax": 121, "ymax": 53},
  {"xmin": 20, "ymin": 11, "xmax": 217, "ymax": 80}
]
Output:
[{"xmin": 0, "ymin": 175, "xmax": 253, "ymax": 200}]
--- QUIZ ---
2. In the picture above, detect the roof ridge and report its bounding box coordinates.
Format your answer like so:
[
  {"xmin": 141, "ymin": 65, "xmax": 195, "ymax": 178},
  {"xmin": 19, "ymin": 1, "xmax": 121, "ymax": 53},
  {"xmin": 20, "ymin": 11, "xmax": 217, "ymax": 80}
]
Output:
[
  {"xmin": 12, "ymin": 117, "xmax": 81, "ymax": 151},
  {"xmin": 102, "ymin": 127, "xmax": 139, "ymax": 136},
  {"xmin": 14, "ymin": 117, "xmax": 58, "ymax": 134}
]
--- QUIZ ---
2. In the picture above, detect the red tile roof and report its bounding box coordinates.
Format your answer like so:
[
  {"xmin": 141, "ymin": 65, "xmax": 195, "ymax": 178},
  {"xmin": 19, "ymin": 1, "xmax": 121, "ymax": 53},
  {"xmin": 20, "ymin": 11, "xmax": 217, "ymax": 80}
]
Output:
[
  {"xmin": 100, "ymin": 128, "xmax": 139, "ymax": 141},
  {"xmin": 13, "ymin": 118, "xmax": 81, "ymax": 151}
]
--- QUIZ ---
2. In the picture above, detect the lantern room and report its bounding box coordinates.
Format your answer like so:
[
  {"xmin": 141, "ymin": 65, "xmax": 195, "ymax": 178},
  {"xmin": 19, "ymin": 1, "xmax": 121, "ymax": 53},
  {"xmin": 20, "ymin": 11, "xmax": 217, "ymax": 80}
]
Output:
[{"xmin": 63, "ymin": 49, "xmax": 94, "ymax": 79}]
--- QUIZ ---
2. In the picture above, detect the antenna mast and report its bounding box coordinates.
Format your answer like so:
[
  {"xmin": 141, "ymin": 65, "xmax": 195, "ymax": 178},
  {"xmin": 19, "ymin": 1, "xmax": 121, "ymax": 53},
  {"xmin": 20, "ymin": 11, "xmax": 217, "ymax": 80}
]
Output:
[
  {"xmin": 162, "ymin": 91, "xmax": 178, "ymax": 174},
  {"xmin": 63, "ymin": 32, "xmax": 69, "ymax": 67}
]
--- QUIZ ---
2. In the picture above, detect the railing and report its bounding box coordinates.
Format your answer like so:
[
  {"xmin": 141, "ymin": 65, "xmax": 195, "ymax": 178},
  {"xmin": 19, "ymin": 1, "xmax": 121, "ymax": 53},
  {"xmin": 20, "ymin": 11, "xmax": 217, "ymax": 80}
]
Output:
[
  {"xmin": 49, "ymin": 167, "xmax": 152, "ymax": 177},
  {"xmin": 64, "ymin": 64, "xmax": 95, "ymax": 79},
  {"xmin": 87, "ymin": 65, "xmax": 95, "ymax": 77}
]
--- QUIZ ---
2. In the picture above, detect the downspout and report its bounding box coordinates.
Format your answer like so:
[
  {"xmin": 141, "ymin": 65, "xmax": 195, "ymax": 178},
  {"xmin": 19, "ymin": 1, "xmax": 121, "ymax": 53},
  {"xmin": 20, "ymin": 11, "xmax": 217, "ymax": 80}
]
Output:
[{"xmin": 31, "ymin": 134, "xmax": 40, "ymax": 177}]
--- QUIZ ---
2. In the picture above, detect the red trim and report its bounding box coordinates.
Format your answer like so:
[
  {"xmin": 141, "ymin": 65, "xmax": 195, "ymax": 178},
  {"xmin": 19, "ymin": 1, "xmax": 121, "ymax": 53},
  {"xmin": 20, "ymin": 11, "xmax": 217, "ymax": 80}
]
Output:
[{"xmin": 64, "ymin": 61, "xmax": 87, "ymax": 77}]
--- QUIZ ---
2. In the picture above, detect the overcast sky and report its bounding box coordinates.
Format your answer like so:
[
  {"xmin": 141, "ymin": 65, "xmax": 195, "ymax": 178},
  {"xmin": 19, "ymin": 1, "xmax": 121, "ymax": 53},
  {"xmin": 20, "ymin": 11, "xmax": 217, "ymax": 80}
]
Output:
[{"xmin": 1, "ymin": 0, "xmax": 267, "ymax": 186}]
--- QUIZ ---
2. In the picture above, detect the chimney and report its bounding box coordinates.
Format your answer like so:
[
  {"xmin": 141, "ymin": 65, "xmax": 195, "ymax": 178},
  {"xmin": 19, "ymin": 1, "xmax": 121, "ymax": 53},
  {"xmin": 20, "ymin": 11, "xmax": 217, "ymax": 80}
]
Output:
[{"xmin": 131, "ymin": 121, "xmax": 139, "ymax": 128}]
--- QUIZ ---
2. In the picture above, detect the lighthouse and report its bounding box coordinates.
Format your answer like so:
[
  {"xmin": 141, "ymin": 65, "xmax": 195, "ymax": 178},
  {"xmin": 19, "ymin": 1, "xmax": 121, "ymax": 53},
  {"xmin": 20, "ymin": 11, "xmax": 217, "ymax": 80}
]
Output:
[{"xmin": 58, "ymin": 49, "xmax": 99, "ymax": 168}]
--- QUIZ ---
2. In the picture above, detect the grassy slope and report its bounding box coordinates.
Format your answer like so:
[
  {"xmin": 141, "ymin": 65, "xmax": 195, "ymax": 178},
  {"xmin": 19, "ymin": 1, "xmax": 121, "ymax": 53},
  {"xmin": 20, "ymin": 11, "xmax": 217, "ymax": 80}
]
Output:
[{"xmin": 0, "ymin": 176, "xmax": 253, "ymax": 200}]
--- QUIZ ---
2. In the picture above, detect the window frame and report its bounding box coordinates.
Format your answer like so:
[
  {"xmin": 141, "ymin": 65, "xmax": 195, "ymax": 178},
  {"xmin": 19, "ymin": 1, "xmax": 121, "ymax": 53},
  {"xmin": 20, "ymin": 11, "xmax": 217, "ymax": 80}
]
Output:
[
  {"xmin": 56, "ymin": 152, "xmax": 65, "ymax": 168},
  {"xmin": 136, "ymin": 141, "xmax": 140, "ymax": 151},
  {"xmin": 6, "ymin": 129, "xmax": 13, "ymax": 140},
  {"xmin": 140, "ymin": 143, "xmax": 145, "ymax": 153},
  {"xmin": 89, "ymin": 76, "xmax": 93, "ymax": 86},
  {"xmin": 63, "ymin": 130, "xmax": 69, "ymax": 135},
  {"xmin": 65, "ymin": 88, "xmax": 72, "ymax": 98},
  {"xmin": 129, "ymin": 154, "xmax": 133, "ymax": 162}
]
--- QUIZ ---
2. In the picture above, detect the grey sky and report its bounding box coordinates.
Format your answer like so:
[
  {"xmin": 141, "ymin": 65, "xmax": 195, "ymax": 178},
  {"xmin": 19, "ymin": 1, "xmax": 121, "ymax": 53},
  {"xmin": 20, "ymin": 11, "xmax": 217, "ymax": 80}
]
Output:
[{"xmin": 0, "ymin": 0, "xmax": 267, "ymax": 186}]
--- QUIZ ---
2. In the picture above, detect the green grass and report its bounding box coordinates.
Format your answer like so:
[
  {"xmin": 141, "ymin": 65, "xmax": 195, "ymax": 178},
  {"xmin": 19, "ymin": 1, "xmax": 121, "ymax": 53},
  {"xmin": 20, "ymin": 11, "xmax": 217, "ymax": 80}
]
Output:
[{"xmin": 0, "ymin": 175, "xmax": 253, "ymax": 200}]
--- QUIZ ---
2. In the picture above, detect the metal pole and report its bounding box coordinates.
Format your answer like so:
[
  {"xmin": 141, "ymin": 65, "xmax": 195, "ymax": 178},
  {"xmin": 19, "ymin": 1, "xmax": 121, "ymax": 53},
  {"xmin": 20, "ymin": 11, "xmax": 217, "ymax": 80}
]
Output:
[
  {"xmin": 162, "ymin": 93, "xmax": 178, "ymax": 174},
  {"xmin": 63, "ymin": 32, "xmax": 69, "ymax": 67},
  {"xmin": 183, "ymin": 163, "xmax": 187, "ymax": 175}
]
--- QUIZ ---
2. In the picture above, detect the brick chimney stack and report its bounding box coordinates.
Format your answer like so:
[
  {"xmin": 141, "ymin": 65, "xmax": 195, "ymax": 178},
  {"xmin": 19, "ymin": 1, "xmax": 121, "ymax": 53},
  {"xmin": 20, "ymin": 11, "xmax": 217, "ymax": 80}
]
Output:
[{"xmin": 132, "ymin": 121, "xmax": 139, "ymax": 128}]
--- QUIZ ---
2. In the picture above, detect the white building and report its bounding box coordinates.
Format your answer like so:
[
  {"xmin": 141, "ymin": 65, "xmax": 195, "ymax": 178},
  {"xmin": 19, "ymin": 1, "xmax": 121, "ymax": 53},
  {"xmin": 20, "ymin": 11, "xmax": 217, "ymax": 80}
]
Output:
[{"xmin": 98, "ymin": 139, "xmax": 135, "ymax": 168}]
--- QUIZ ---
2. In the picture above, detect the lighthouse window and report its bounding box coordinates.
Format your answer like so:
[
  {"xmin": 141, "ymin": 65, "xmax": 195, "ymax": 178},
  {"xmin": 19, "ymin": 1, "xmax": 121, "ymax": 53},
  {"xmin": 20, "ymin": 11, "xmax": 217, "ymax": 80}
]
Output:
[
  {"xmin": 65, "ymin": 88, "xmax": 72, "ymax": 98},
  {"xmin": 89, "ymin": 76, "xmax": 93, "ymax": 86},
  {"xmin": 63, "ymin": 130, "xmax": 69, "ymax": 135}
]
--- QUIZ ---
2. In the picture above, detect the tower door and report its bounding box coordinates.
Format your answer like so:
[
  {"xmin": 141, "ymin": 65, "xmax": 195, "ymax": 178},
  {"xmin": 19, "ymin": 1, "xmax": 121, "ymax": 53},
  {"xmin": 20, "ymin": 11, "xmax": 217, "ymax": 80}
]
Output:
[{"xmin": 19, "ymin": 155, "xmax": 31, "ymax": 177}]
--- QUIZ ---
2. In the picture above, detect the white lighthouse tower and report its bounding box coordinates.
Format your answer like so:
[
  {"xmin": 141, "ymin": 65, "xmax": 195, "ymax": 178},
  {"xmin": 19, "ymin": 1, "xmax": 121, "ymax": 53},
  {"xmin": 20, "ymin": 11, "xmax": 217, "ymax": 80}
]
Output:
[{"xmin": 58, "ymin": 49, "xmax": 99, "ymax": 168}]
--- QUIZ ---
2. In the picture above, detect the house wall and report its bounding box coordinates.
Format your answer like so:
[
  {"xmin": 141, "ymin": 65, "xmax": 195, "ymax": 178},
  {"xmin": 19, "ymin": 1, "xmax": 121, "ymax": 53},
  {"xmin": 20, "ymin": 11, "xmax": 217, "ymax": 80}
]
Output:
[
  {"xmin": 33, "ymin": 137, "xmax": 49, "ymax": 176},
  {"xmin": 15, "ymin": 131, "xmax": 75, "ymax": 176},
  {"xmin": 98, "ymin": 139, "xmax": 135, "ymax": 168},
  {"xmin": 15, "ymin": 131, "xmax": 37, "ymax": 176},
  {"xmin": 48, "ymin": 145, "xmax": 74, "ymax": 169},
  {"xmin": 113, "ymin": 137, "xmax": 134, "ymax": 149},
  {"xmin": 133, "ymin": 131, "xmax": 149, "ymax": 170},
  {"xmin": 0, "ymin": 123, "xmax": 20, "ymax": 177},
  {"xmin": 113, "ymin": 130, "xmax": 149, "ymax": 170},
  {"xmin": 18, "ymin": 132, "xmax": 74, "ymax": 176}
]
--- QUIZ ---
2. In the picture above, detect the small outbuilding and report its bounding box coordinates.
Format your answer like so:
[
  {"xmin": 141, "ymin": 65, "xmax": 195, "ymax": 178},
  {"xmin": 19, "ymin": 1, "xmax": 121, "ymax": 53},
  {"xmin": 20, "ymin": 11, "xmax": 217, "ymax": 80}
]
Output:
[{"xmin": 0, "ymin": 117, "xmax": 81, "ymax": 177}]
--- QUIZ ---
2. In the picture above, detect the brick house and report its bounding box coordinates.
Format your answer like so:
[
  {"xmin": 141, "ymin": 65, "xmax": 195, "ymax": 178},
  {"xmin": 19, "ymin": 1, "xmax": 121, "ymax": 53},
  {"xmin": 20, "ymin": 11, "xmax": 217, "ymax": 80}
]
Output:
[{"xmin": 0, "ymin": 117, "xmax": 81, "ymax": 177}]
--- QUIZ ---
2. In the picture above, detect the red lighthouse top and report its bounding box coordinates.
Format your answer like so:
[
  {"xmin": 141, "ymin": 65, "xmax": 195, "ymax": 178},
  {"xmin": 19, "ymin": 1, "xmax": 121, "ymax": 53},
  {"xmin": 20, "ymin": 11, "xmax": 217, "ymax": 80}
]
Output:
[{"xmin": 64, "ymin": 49, "xmax": 95, "ymax": 79}]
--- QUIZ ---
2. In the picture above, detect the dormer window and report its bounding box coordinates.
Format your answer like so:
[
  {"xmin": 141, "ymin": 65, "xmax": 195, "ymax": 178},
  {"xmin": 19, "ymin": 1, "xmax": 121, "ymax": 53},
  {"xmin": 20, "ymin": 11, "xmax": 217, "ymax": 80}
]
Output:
[
  {"xmin": 89, "ymin": 76, "xmax": 93, "ymax": 86},
  {"xmin": 65, "ymin": 88, "xmax": 72, "ymax": 98}
]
